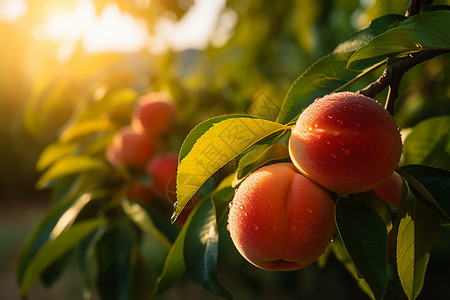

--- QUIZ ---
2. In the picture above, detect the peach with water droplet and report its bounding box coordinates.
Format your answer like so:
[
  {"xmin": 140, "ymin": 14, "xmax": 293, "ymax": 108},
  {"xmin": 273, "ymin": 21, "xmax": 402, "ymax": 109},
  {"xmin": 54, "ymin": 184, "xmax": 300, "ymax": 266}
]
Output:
[
  {"xmin": 227, "ymin": 163, "xmax": 335, "ymax": 271},
  {"xmin": 289, "ymin": 92, "xmax": 402, "ymax": 194}
]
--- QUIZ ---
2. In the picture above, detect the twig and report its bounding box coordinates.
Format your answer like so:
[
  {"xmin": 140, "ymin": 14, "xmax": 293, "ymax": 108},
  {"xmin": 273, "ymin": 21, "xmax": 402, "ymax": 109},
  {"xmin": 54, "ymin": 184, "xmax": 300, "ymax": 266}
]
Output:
[
  {"xmin": 358, "ymin": 0, "xmax": 439, "ymax": 115},
  {"xmin": 358, "ymin": 49, "xmax": 449, "ymax": 115},
  {"xmin": 405, "ymin": 0, "xmax": 433, "ymax": 17}
]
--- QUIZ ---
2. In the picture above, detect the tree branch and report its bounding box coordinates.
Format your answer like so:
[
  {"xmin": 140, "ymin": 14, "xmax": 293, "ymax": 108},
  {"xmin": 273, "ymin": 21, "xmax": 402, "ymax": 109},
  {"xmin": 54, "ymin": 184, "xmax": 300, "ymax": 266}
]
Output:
[
  {"xmin": 358, "ymin": 0, "xmax": 440, "ymax": 115},
  {"xmin": 405, "ymin": 0, "xmax": 433, "ymax": 17},
  {"xmin": 358, "ymin": 49, "xmax": 448, "ymax": 115}
]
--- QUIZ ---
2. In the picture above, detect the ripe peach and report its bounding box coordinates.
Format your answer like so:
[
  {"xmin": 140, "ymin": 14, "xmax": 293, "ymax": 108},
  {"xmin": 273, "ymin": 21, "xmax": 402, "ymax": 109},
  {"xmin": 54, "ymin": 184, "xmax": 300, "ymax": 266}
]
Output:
[
  {"xmin": 289, "ymin": 92, "xmax": 402, "ymax": 194},
  {"xmin": 227, "ymin": 163, "xmax": 335, "ymax": 271},
  {"xmin": 146, "ymin": 152, "xmax": 178, "ymax": 201},
  {"xmin": 107, "ymin": 126, "xmax": 157, "ymax": 169},
  {"xmin": 126, "ymin": 182, "xmax": 153, "ymax": 203},
  {"xmin": 373, "ymin": 172, "xmax": 402, "ymax": 206},
  {"xmin": 132, "ymin": 92, "xmax": 176, "ymax": 137}
]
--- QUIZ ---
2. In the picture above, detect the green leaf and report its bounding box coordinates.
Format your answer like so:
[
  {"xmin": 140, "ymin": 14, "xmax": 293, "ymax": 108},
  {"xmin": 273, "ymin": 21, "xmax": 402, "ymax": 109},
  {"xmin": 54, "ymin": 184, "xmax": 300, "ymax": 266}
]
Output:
[
  {"xmin": 335, "ymin": 197, "xmax": 388, "ymax": 300},
  {"xmin": 402, "ymin": 116, "xmax": 450, "ymax": 169},
  {"xmin": 153, "ymin": 220, "xmax": 188, "ymax": 295},
  {"xmin": 212, "ymin": 176, "xmax": 237, "ymax": 226},
  {"xmin": 397, "ymin": 197, "xmax": 443, "ymax": 300},
  {"xmin": 175, "ymin": 117, "xmax": 288, "ymax": 219},
  {"xmin": 356, "ymin": 192, "xmax": 393, "ymax": 232},
  {"xmin": 59, "ymin": 119, "xmax": 114, "ymax": 143},
  {"xmin": 17, "ymin": 195, "xmax": 85, "ymax": 285},
  {"xmin": 178, "ymin": 114, "xmax": 251, "ymax": 162},
  {"xmin": 246, "ymin": 91, "xmax": 282, "ymax": 121},
  {"xmin": 128, "ymin": 251, "xmax": 155, "ymax": 300},
  {"xmin": 276, "ymin": 51, "xmax": 386, "ymax": 125},
  {"xmin": 77, "ymin": 224, "xmax": 107, "ymax": 297},
  {"xmin": 121, "ymin": 198, "xmax": 172, "ymax": 249},
  {"xmin": 233, "ymin": 143, "xmax": 289, "ymax": 187},
  {"xmin": 331, "ymin": 238, "xmax": 375, "ymax": 300},
  {"xmin": 398, "ymin": 165, "xmax": 450, "ymax": 219},
  {"xmin": 349, "ymin": 11, "xmax": 450, "ymax": 67},
  {"xmin": 37, "ymin": 155, "xmax": 108, "ymax": 189},
  {"xmin": 334, "ymin": 14, "xmax": 406, "ymax": 53},
  {"xmin": 95, "ymin": 222, "xmax": 134, "ymax": 300},
  {"xmin": 184, "ymin": 197, "xmax": 231, "ymax": 299},
  {"xmin": 39, "ymin": 251, "xmax": 72, "ymax": 287},
  {"xmin": 20, "ymin": 218, "xmax": 107, "ymax": 294}
]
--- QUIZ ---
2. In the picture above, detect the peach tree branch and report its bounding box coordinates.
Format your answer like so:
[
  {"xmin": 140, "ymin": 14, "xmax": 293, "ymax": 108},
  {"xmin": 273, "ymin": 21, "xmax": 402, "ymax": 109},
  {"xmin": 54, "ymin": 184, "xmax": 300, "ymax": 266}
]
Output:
[{"xmin": 358, "ymin": 49, "xmax": 449, "ymax": 115}]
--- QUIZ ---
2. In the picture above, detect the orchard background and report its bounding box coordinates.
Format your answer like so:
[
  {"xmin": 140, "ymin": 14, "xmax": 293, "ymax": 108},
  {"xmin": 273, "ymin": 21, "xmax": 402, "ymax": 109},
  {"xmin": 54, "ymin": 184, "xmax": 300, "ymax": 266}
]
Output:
[{"xmin": 1, "ymin": 0, "xmax": 449, "ymax": 299}]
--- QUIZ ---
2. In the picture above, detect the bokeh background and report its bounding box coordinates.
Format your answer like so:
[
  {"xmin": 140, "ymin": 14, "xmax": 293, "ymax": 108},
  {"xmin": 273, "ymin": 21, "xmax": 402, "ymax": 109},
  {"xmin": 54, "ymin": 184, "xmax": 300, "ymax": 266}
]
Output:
[{"xmin": 1, "ymin": 0, "xmax": 449, "ymax": 299}]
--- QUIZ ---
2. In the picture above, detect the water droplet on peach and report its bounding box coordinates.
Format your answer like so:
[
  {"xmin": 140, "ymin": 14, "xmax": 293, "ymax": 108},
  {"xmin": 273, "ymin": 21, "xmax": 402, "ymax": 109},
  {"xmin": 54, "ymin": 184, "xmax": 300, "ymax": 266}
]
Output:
[
  {"xmin": 307, "ymin": 208, "xmax": 313, "ymax": 214},
  {"xmin": 332, "ymin": 131, "xmax": 340, "ymax": 136},
  {"xmin": 253, "ymin": 224, "xmax": 259, "ymax": 230},
  {"xmin": 326, "ymin": 140, "xmax": 331, "ymax": 145},
  {"xmin": 337, "ymin": 119, "xmax": 344, "ymax": 125},
  {"xmin": 327, "ymin": 114, "xmax": 333, "ymax": 119},
  {"xmin": 330, "ymin": 153, "xmax": 337, "ymax": 159},
  {"xmin": 307, "ymin": 126, "xmax": 313, "ymax": 132},
  {"xmin": 314, "ymin": 123, "xmax": 319, "ymax": 128}
]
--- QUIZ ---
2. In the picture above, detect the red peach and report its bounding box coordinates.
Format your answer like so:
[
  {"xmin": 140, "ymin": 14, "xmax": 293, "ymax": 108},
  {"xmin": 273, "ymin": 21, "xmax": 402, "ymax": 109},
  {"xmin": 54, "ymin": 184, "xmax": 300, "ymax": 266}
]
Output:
[
  {"xmin": 227, "ymin": 163, "xmax": 335, "ymax": 271},
  {"xmin": 373, "ymin": 172, "xmax": 402, "ymax": 206},
  {"xmin": 289, "ymin": 92, "xmax": 402, "ymax": 194},
  {"xmin": 107, "ymin": 126, "xmax": 157, "ymax": 169},
  {"xmin": 132, "ymin": 92, "xmax": 176, "ymax": 137},
  {"xmin": 126, "ymin": 182, "xmax": 153, "ymax": 203},
  {"xmin": 146, "ymin": 152, "xmax": 178, "ymax": 201}
]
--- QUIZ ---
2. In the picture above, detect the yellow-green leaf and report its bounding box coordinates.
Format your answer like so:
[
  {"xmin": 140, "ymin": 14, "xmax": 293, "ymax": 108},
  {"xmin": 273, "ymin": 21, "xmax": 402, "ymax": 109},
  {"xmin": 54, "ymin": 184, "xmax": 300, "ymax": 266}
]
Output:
[
  {"xmin": 60, "ymin": 119, "xmax": 114, "ymax": 143},
  {"xmin": 36, "ymin": 143, "xmax": 77, "ymax": 171},
  {"xmin": 37, "ymin": 156, "xmax": 107, "ymax": 189},
  {"xmin": 397, "ymin": 198, "xmax": 443, "ymax": 300},
  {"xmin": 174, "ymin": 117, "xmax": 288, "ymax": 220}
]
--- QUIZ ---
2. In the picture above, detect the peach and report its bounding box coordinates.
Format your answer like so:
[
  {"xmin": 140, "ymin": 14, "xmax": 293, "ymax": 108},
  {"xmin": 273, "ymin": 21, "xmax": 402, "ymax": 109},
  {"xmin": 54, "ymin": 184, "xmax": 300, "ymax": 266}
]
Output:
[
  {"xmin": 373, "ymin": 172, "xmax": 402, "ymax": 206},
  {"xmin": 107, "ymin": 126, "xmax": 157, "ymax": 169},
  {"xmin": 146, "ymin": 152, "xmax": 178, "ymax": 201},
  {"xmin": 132, "ymin": 92, "xmax": 176, "ymax": 137},
  {"xmin": 289, "ymin": 92, "xmax": 402, "ymax": 194},
  {"xmin": 126, "ymin": 182, "xmax": 153, "ymax": 203},
  {"xmin": 227, "ymin": 163, "xmax": 335, "ymax": 271}
]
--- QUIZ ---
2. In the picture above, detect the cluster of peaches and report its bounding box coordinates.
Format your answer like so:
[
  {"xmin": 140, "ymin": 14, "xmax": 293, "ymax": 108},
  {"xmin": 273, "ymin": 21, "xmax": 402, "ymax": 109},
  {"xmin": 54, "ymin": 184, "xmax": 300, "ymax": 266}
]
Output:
[
  {"xmin": 105, "ymin": 92, "xmax": 180, "ymax": 218},
  {"xmin": 228, "ymin": 92, "xmax": 403, "ymax": 271}
]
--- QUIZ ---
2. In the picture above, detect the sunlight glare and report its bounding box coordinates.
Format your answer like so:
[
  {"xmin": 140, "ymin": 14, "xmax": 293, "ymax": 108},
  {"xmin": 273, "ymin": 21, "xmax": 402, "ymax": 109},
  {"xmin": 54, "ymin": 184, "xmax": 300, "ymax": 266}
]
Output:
[
  {"xmin": 155, "ymin": 0, "xmax": 226, "ymax": 52},
  {"xmin": 34, "ymin": 0, "xmax": 227, "ymax": 60},
  {"xmin": 41, "ymin": 0, "xmax": 148, "ymax": 61},
  {"xmin": 0, "ymin": 0, "xmax": 27, "ymax": 23}
]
